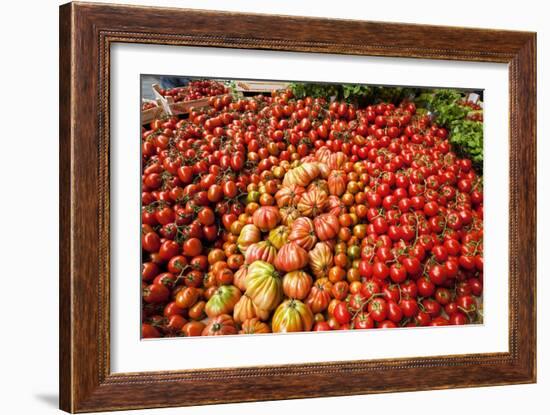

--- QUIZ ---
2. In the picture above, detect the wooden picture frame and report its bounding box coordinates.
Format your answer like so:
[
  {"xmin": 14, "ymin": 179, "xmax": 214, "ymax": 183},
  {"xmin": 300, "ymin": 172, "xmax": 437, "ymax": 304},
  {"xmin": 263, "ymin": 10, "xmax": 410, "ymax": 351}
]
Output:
[{"xmin": 59, "ymin": 2, "xmax": 536, "ymax": 412}]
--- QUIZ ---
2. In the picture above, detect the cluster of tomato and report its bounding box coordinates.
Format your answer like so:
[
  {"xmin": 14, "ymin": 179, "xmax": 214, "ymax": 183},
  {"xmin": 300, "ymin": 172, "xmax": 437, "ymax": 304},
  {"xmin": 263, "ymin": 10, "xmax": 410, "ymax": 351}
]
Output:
[
  {"xmin": 459, "ymin": 100, "xmax": 483, "ymax": 122},
  {"xmin": 141, "ymin": 89, "xmax": 483, "ymax": 338},
  {"xmin": 459, "ymin": 100, "xmax": 482, "ymax": 111},
  {"xmin": 142, "ymin": 101, "xmax": 158, "ymax": 111},
  {"xmin": 158, "ymin": 80, "xmax": 228, "ymax": 103}
]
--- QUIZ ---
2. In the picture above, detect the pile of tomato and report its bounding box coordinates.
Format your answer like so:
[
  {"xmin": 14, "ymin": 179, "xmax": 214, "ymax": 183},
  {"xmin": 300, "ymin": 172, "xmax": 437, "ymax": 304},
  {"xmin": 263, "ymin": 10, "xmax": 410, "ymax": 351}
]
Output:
[
  {"xmin": 141, "ymin": 89, "xmax": 483, "ymax": 338},
  {"xmin": 142, "ymin": 101, "xmax": 158, "ymax": 111},
  {"xmin": 459, "ymin": 99, "xmax": 483, "ymax": 122},
  {"xmin": 158, "ymin": 80, "xmax": 228, "ymax": 103}
]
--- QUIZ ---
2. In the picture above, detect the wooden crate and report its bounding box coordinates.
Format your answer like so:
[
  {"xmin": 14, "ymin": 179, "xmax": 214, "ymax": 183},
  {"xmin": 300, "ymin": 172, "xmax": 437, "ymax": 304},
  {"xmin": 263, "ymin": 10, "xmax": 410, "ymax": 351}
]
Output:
[
  {"xmin": 141, "ymin": 96, "xmax": 165, "ymax": 125},
  {"xmin": 152, "ymin": 83, "xmax": 216, "ymax": 115},
  {"xmin": 170, "ymin": 97, "xmax": 211, "ymax": 115},
  {"xmin": 151, "ymin": 83, "xmax": 174, "ymax": 114},
  {"xmin": 141, "ymin": 92, "xmax": 224, "ymax": 125},
  {"xmin": 235, "ymin": 80, "xmax": 290, "ymax": 93}
]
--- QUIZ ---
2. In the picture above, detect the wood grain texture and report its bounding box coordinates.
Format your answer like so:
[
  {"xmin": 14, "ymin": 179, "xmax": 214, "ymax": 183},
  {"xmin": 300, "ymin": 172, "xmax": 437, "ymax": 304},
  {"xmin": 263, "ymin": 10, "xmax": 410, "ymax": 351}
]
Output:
[
  {"xmin": 59, "ymin": 3, "xmax": 73, "ymax": 411},
  {"xmin": 510, "ymin": 34, "xmax": 537, "ymax": 377},
  {"xmin": 59, "ymin": 2, "xmax": 537, "ymax": 413}
]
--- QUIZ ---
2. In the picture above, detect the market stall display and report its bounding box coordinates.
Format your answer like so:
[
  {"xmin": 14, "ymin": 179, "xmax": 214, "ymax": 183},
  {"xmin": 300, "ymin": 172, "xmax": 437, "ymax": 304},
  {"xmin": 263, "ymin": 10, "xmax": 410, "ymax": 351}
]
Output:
[{"xmin": 140, "ymin": 82, "xmax": 484, "ymax": 338}]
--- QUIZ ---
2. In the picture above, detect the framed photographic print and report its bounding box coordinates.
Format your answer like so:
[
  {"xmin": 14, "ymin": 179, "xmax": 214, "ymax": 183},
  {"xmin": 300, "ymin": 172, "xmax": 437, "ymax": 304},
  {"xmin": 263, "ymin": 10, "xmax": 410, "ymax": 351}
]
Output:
[{"xmin": 59, "ymin": 2, "xmax": 536, "ymax": 413}]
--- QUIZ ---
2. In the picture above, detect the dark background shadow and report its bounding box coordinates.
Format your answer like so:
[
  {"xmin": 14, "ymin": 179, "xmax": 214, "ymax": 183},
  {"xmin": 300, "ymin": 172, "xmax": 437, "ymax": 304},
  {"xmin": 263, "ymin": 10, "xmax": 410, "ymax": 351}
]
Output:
[{"xmin": 35, "ymin": 393, "xmax": 58, "ymax": 408}]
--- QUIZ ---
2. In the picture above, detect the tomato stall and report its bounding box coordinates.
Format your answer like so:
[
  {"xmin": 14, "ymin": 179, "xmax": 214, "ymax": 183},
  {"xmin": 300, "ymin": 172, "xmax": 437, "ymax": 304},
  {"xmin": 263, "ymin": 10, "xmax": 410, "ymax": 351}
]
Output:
[{"xmin": 140, "ymin": 79, "xmax": 484, "ymax": 338}]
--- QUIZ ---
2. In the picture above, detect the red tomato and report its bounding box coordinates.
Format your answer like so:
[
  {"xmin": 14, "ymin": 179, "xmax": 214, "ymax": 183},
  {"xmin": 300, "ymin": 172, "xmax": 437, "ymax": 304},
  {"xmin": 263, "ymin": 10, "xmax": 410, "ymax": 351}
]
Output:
[
  {"xmin": 333, "ymin": 302, "xmax": 351, "ymax": 324},
  {"xmin": 183, "ymin": 238, "xmax": 203, "ymax": 257},
  {"xmin": 367, "ymin": 298, "xmax": 388, "ymax": 322},
  {"xmin": 143, "ymin": 283, "xmax": 170, "ymax": 303}
]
